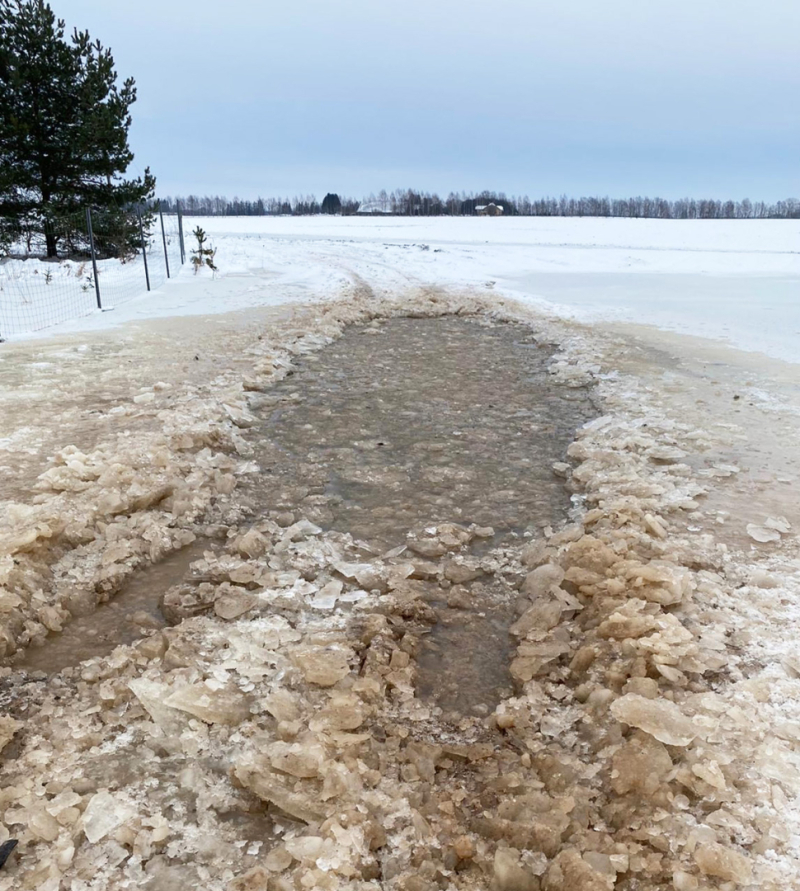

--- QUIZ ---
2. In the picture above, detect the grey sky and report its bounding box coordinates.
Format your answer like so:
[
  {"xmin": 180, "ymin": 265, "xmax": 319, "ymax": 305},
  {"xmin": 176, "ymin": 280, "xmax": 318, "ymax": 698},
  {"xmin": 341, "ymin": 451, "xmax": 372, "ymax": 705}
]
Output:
[{"xmin": 60, "ymin": 0, "xmax": 799, "ymax": 200}]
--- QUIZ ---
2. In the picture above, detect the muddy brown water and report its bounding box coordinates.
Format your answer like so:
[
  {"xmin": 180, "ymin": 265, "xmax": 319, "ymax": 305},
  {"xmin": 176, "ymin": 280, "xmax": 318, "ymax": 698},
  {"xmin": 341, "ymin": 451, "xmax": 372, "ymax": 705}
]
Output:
[
  {"xmin": 248, "ymin": 317, "xmax": 593, "ymax": 548},
  {"xmin": 415, "ymin": 582, "xmax": 519, "ymax": 717},
  {"xmin": 14, "ymin": 316, "xmax": 595, "ymax": 713},
  {"xmin": 245, "ymin": 317, "xmax": 595, "ymax": 713},
  {"xmin": 13, "ymin": 540, "xmax": 210, "ymax": 675}
]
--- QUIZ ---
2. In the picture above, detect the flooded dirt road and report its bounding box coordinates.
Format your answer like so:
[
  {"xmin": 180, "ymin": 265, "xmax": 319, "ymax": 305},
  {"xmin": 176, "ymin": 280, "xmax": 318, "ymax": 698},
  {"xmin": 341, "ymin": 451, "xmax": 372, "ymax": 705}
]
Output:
[
  {"xmin": 246, "ymin": 317, "xmax": 594, "ymax": 712},
  {"xmin": 3, "ymin": 292, "xmax": 799, "ymax": 891},
  {"xmin": 14, "ymin": 316, "xmax": 594, "ymax": 715}
]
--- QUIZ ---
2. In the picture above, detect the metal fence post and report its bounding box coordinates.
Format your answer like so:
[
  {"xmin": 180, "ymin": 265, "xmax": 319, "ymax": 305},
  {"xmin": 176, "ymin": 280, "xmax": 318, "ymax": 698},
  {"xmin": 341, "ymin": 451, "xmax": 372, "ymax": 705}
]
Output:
[
  {"xmin": 85, "ymin": 207, "xmax": 102, "ymax": 310},
  {"xmin": 136, "ymin": 205, "xmax": 150, "ymax": 291},
  {"xmin": 159, "ymin": 209, "xmax": 170, "ymax": 279},
  {"xmin": 177, "ymin": 202, "xmax": 186, "ymax": 265}
]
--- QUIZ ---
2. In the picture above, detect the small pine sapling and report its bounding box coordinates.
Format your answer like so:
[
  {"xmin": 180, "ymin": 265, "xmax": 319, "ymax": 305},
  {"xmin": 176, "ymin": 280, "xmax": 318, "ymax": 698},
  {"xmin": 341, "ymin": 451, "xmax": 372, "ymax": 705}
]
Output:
[{"xmin": 191, "ymin": 227, "xmax": 218, "ymax": 275}]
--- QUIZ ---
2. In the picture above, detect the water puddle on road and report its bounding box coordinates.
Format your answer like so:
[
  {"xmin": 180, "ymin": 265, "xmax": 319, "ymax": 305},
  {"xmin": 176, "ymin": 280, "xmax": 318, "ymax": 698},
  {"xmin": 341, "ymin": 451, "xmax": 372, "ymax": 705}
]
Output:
[
  {"xmin": 248, "ymin": 317, "xmax": 593, "ymax": 548},
  {"xmin": 13, "ymin": 540, "xmax": 210, "ymax": 675},
  {"xmin": 245, "ymin": 316, "xmax": 595, "ymax": 712},
  {"xmin": 12, "ymin": 316, "xmax": 595, "ymax": 710},
  {"xmin": 416, "ymin": 585, "xmax": 518, "ymax": 717}
]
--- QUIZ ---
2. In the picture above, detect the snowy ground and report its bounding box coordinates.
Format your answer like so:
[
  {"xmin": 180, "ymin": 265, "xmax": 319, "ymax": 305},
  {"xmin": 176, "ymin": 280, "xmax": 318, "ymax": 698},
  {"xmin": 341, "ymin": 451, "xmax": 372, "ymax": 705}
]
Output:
[
  {"xmin": 0, "ymin": 216, "xmax": 182, "ymax": 337},
  {"xmin": 1, "ymin": 218, "xmax": 800, "ymax": 889},
  {"xmin": 6, "ymin": 216, "xmax": 800, "ymax": 361}
]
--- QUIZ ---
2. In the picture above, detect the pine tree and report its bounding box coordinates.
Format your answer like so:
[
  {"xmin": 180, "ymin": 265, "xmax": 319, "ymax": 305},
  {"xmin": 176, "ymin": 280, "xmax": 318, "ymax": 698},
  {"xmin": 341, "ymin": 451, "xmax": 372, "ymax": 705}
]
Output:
[
  {"xmin": 321, "ymin": 193, "xmax": 342, "ymax": 215},
  {"xmin": 0, "ymin": 0, "xmax": 155, "ymax": 257},
  {"xmin": 190, "ymin": 226, "xmax": 217, "ymax": 275}
]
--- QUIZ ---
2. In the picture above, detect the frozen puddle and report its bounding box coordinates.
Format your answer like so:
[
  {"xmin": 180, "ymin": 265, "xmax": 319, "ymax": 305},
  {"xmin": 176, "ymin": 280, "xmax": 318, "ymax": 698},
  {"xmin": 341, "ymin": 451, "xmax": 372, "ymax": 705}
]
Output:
[{"xmin": 246, "ymin": 316, "xmax": 595, "ymax": 711}]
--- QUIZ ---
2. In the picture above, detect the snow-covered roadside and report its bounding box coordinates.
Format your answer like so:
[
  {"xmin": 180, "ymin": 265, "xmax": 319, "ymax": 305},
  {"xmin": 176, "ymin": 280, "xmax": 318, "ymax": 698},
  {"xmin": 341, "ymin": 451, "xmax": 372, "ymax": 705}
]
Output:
[
  {"xmin": 6, "ymin": 217, "xmax": 800, "ymax": 362},
  {"xmin": 1, "ymin": 286, "xmax": 800, "ymax": 889}
]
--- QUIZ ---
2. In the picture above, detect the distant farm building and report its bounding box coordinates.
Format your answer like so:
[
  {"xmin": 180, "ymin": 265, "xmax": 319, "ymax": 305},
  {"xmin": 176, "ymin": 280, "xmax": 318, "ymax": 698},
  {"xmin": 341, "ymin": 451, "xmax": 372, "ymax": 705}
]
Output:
[
  {"xmin": 475, "ymin": 203, "xmax": 504, "ymax": 216},
  {"xmin": 356, "ymin": 200, "xmax": 390, "ymax": 215}
]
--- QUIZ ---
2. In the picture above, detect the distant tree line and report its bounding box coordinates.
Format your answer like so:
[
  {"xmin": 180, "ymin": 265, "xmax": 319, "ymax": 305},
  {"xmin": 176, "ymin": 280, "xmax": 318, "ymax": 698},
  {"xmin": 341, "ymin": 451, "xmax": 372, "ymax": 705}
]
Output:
[
  {"xmin": 160, "ymin": 189, "xmax": 800, "ymax": 220},
  {"xmin": 159, "ymin": 193, "xmax": 359, "ymax": 217}
]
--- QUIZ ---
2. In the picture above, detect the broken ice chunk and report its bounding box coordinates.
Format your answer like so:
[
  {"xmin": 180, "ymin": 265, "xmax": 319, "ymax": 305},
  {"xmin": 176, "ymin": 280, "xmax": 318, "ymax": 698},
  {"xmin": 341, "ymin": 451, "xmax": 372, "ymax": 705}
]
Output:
[
  {"xmin": 510, "ymin": 640, "xmax": 571, "ymax": 681},
  {"xmin": 756, "ymin": 740, "xmax": 800, "ymax": 792},
  {"xmin": 691, "ymin": 759, "xmax": 727, "ymax": 790},
  {"xmin": 610, "ymin": 694, "xmax": 697, "ymax": 746},
  {"xmin": 293, "ymin": 647, "xmax": 352, "ymax": 686},
  {"xmin": 164, "ymin": 683, "xmax": 251, "ymax": 725},
  {"xmin": 782, "ymin": 654, "xmax": 800, "ymax": 679},
  {"xmin": 214, "ymin": 590, "xmax": 258, "ymax": 620},
  {"xmin": 764, "ymin": 515, "xmax": 791, "ymax": 534},
  {"xmin": 672, "ymin": 871, "xmax": 698, "ymax": 891},
  {"xmin": 264, "ymin": 847, "xmax": 293, "ymax": 871},
  {"xmin": 310, "ymin": 694, "xmax": 365, "ymax": 731},
  {"xmin": 746, "ymin": 524, "xmax": 781, "ymax": 543},
  {"xmin": 643, "ymin": 513, "xmax": 668, "ymax": 539},
  {"xmin": 223, "ymin": 403, "xmax": 257, "ymax": 428},
  {"xmin": 311, "ymin": 580, "xmax": 342, "ymax": 610},
  {"xmin": 268, "ymin": 741, "xmax": 326, "ymax": 778},
  {"xmin": 128, "ymin": 678, "xmax": 187, "ymax": 733},
  {"xmin": 520, "ymin": 563, "xmax": 565, "ymax": 599},
  {"xmin": 493, "ymin": 848, "xmax": 538, "ymax": 891},
  {"xmin": 694, "ymin": 843, "xmax": 752, "ymax": 884},
  {"xmin": 545, "ymin": 850, "xmax": 614, "ymax": 890},
  {"xmin": 622, "ymin": 560, "xmax": 693, "ymax": 606},
  {"xmin": 283, "ymin": 519, "xmax": 322, "ymax": 541},
  {"xmin": 0, "ymin": 716, "xmax": 21, "ymax": 753},
  {"xmin": 28, "ymin": 809, "xmax": 60, "ymax": 842},
  {"xmin": 82, "ymin": 791, "xmax": 135, "ymax": 844},
  {"xmin": 235, "ymin": 528, "xmax": 269, "ymax": 558},
  {"xmin": 264, "ymin": 690, "xmax": 300, "ymax": 723},
  {"xmin": 332, "ymin": 561, "xmax": 388, "ymax": 591},
  {"xmin": 233, "ymin": 760, "xmax": 326, "ymax": 823},
  {"xmin": 284, "ymin": 835, "xmax": 324, "ymax": 861},
  {"xmin": 338, "ymin": 587, "xmax": 369, "ymax": 603},
  {"xmin": 646, "ymin": 445, "xmax": 686, "ymax": 463},
  {"xmin": 611, "ymin": 732, "xmax": 672, "ymax": 795},
  {"xmin": 748, "ymin": 570, "xmax": 779, "ymax": 589}
]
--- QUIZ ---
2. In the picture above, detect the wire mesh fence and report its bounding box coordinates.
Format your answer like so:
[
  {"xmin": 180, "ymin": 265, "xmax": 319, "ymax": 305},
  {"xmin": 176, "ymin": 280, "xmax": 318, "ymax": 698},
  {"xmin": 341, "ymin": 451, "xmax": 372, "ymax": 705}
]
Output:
[{"xmin": 0, "ymin": 204, "xmax": 185, "ymax": 337}]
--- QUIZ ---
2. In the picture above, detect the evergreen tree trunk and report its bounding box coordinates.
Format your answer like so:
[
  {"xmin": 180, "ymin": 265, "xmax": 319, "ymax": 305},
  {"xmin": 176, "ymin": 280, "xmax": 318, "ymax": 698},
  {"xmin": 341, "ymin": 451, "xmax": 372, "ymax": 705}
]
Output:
[
  {"xmin": 41, "ymin": 188, "xmax": 57, "ymax": 257},
  {"xmin": 41, "ymin": 187, "xmax": 57, "ymax": 257}
]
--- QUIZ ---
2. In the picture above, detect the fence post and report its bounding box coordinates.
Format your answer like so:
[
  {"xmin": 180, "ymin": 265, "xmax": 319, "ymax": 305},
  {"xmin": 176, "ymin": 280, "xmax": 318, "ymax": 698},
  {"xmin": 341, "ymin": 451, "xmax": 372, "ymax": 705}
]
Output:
[
  {"xmin": 177, "ymin": 202, "xmax": 186, "ymax": 265},
  {"xmin": 159, "ymin": 209, "xmax": 170, "ymax": 279},
  {"xmin": 136, "ymin": 205, "xmax": 150, "ymax": 291},
  {"xmin": 85, "ymin": 207, "xmax": 102, "ymax": 310}
]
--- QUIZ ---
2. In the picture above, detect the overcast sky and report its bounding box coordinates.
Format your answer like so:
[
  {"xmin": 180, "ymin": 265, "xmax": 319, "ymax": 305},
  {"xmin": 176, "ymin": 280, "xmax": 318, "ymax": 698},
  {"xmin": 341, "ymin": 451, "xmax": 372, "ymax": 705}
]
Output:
[{"xmin": 60, "ymin": 0, "xmax": 799, "ymax": 201}]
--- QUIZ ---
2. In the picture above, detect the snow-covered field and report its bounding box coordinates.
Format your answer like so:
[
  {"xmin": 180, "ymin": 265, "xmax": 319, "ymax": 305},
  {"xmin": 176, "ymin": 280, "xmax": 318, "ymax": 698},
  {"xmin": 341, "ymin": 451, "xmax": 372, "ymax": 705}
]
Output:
[
  {"xmin": 10, "ymin": 216, "xmax": 798, "ymax": 363},
  {"xmin": 208, "ymin": 216, "xmax": 800, "ymax": 361}
]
